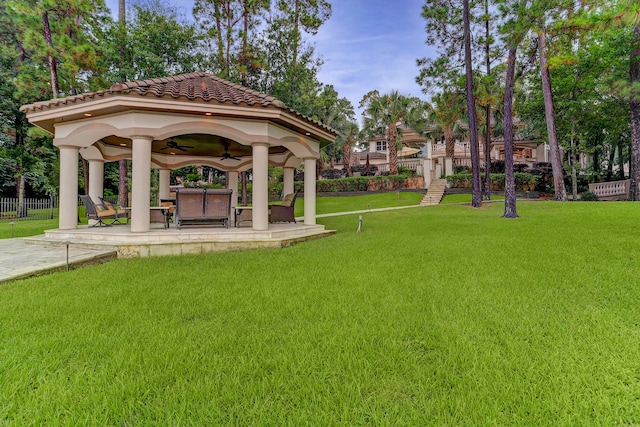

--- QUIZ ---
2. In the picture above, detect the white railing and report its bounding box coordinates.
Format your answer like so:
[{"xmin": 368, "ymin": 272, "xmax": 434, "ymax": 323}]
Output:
[
  {"xmin": 588, "ymin": 179, "xmax": 631, "ymax": 200},
  {"xmin": 377, "ymin": 159, "xmax": 422, "ymax": 173},
  {"xmin": 0, "ymin": 197, "xmax": 56, "ymax": 221}
]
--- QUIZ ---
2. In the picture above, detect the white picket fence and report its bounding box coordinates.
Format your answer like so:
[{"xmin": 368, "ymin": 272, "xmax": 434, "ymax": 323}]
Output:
[{"xmin": 0, "ymin": 197, "xmax": 56, "ymax": 221}]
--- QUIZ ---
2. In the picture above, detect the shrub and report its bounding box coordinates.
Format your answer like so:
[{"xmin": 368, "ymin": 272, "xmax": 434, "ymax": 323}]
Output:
[
  {"xmin": 294, "ymin": 175, "xmax": 413, "ymax": 193},
  {"xmin": 447, "ymin": 172, "xmax": 539, "ymax": 192},
  {"xmin": 490, "ymin": 160, "xmax": 505, "ymax": 174},
  {"xmin": 580, "ymin": 191, "xmax": 599, "ymax": 201},
  {"xmin": 320, "ymin": 169, "xmax": 345, "ymax": 179}
]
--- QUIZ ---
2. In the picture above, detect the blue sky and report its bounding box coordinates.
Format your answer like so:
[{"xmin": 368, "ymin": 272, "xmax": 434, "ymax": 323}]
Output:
[{"xmin": 104, "ymin": 0, "xmax": 434, "ymax": 119}]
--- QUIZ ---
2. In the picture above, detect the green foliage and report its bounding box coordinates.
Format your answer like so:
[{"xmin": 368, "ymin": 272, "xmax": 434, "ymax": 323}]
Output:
[
  {"xmin": 97, "ymin": 1, "xmax": 201, "ymax": 84},
  {"xmin": 580, "ymin": 191, "xmax": 599, "ymax": 201},
  {"xmin": 296, "ymin": 175, "xmax": 414, "ymax": 193},
  {"xmin": 360, "ymin": 90, "xmax": 430, "ymax": 175},
  {"xmin": 448, "ymin": 172, "xmax": 538, "ymax": 191}
]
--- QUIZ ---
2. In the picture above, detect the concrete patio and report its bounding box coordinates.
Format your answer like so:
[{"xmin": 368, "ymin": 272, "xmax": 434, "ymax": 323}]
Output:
[{"xmin": 27, "ymin": 222, "xmax": 335, "ymax": 259}]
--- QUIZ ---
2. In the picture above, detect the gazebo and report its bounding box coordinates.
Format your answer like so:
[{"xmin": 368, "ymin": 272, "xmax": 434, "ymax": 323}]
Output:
[{"xmin": 20, "ymin": 72, "xmax": 337, "ymax": 254}]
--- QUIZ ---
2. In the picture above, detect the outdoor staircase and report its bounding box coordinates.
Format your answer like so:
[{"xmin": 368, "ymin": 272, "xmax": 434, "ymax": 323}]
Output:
[{"xmin": 420, "ymin": 179, "xmax": 447, "ymax": 206}]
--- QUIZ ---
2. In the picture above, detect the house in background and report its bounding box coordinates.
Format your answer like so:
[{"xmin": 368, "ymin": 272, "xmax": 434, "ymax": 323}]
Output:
[{"xmin": 335, "ymin": 124, "xmax": 555, "ymax": 188}]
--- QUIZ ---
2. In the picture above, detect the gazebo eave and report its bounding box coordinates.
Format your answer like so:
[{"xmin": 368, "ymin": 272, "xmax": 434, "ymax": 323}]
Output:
[{"xmin": 22, "ymin": 95, "xmax": 336, "ymax": 146}]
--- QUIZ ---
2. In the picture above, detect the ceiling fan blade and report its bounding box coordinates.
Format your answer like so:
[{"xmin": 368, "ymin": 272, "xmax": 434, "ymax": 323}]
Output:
[
  {"xmin": 181, "ymin": 145, "xmax": 195, "ymax": 149},
  {"xmin": 177, "ymin": 146, "xmax": 188, "ymax": 151},
  {"xmin": 160, "ymin": 146, "xmax": 170, "ymax": 150}
]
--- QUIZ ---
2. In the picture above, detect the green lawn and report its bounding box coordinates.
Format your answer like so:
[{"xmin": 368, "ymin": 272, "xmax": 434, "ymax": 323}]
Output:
[
  {"xmin": 0, "ymin": 219, "xmax": 59, "ymax": 239},
  {"xmin": 297, "ymin": 190, "xmax": 424, "ymax": 216},
  {"xmin": 440, "ymin": 193, "xmax": 505, "ymax": 204},
  {"xmin": 2, "ymin": 201, "xmax": 640, "ymax": 424}
]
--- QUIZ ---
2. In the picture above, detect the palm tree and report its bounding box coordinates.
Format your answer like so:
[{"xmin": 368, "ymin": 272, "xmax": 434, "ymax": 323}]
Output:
[
  {"xmin": 360, "ymin": 90, "xmax": 429, "ymax": 175},
  {"xmin": 429, "ymin": 89, "xmax": 467, "ymax": 164},
  {"xmin": 336, "ymin": 121, "xmax": 360, "ymax": 177}
]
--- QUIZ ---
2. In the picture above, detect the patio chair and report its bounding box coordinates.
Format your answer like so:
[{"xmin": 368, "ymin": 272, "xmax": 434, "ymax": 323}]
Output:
[
  {"xmin": 80, "ymin": 195, "xmax": 118, "ymax": 227},
  {"xmin": 269, "ymin": 193, "xmax": 297, "ymax": 223},
  {"xmin": 150, "ymin": 201, "xmax": 175, "ymax": 228},
  {"xmin": 99, "ymin": 197, "xmax": 129, "ymax": 224}
]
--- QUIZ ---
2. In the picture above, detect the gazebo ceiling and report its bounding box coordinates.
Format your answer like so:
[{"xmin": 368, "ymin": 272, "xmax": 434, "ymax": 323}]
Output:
[{"xmin": 100, "ymin": 133, "xmax": 287, "ymax": 157}]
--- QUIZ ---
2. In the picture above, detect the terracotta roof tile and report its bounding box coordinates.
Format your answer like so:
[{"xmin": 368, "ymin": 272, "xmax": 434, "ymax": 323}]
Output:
[
  {"xmin": 108, "ymin": 72, "xmax": 284, "ymax": 107},
  {"xmin": 21, "ymin": 72, "xmax": 336, "ymax": 136}
]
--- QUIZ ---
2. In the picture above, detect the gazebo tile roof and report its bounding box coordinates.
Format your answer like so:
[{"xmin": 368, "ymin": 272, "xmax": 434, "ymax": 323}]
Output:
[
  {"xmin": 107, "ymin": 72, "xmax": 282, "ymax": 107},
  {"xmin": 20, "ymin": 72, "xmax": 336, "ymax": 136}
]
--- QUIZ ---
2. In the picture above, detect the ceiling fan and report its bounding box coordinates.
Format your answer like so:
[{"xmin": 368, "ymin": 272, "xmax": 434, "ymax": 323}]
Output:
[
  {"xmin": 160, "ymin": 137, "xmax": 194, "ymax": 152},
  {"xmin": 220, "ymin": 141, "xmax": 241, "ymax": 160}
]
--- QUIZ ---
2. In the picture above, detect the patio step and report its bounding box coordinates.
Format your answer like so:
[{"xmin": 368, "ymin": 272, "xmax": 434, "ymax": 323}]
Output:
[{"xmin": 420, "ymin": 179, "xmax": 447, "ymax": 206}]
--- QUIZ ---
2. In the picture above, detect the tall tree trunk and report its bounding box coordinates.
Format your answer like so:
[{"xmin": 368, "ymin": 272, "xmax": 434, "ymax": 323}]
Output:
[
  {"xmin": 82, "ymin": 158, "xmax": 90, "ymax": 195},
  {"xmin": 241, "ymin": 2, "xmax": 249, "ymax": 86},
  {"xmin": 343, "ymin": 142, "xmax": 351, "ymax": 177},
  {"xmin": 15, "ymin": 115, "xmax": 28, "ymax": 217},
  {"xmin": 630, "ymin": 23, "xmax": 640, "ymax": 200},
  {"xmin": 483, "ymin": 0, "xmax": 491, "ymax": 200},
  {"xmin": 117, "ymin": 0, "xmax": 129, "ymax": 208},
  {"xmin": 538, "ymin": 30, "xmax": 567, "ymax": 201},
  {"xmin": 290, "ymin": 0, "xmax": 300, "ymax": 95},
  {"xmin": 606, "ymin": 145, "xmax": 615, "ymax": 180},
  {"xmin": 503, "ymin": 46, "xmax": 518, "ymax": 218},
  {"xmin": 118, "ymin": 0, "xmax": 126, "ymax": 81},
  {"xmin": 42, "ymin": 11, "xmax": 59, "ymax": 98},
  {"xmin": 241, "ymin": 171, "xmax": 247, "ymax": 205},
  {"xmin": 118, "ymin": 159, "xmax": 128, "ymax": 208},
  {"xmin": 388, "ymin": 122, "xmax": 399, "ymax": 175},
  {"xmin": 619, "ymin": 141, "xmax": 626, "ymax": 180},
  {"xmin": 17, "ymin": 174, "xmax": 27, "ymax": 218},
  {"xmin": 214, "ymin": 0, "xmax": 225, "ymax": 75},
  {"xmin": 444, "ymin": 129, "xmax": 455, "ymax": 159},
  {"xmin": 570, "ymin": 124, "xmax": 577, "ymax": 200},
  {"xmin": 463, "ymin": 0, "xmax": 482, "ymax": 207}
]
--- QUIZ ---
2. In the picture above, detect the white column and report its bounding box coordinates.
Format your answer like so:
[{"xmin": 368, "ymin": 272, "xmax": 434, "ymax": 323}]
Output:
[
  {"xmin": 252, "ymin": 143, "xmax": 269, "ymax": 231},
  {"xmin": 422, "ymin": 159, "xmax": 431, "ymax": 188},
  {"xmin": 283, "ymin": 167, "xmax": 295, "ymax": 196},
  {"xmin": 59, "ymin": 146, "xmax": 79, "ymax": 230},
  {"xmin": 158, "ymin": 168, "xmax": 171, "ymax": 204},
  {"xmin": 228, "ymin": 171, "xmax": 238, "ymax": 226},
  {"xmin": 88, "ymin": 160, "xmax": 104, "ymax": 202},
  {"xmin": 87, "ymin": 160, "xmax": 105, "ymax": 226},
  {"xmin": 131, "ymin": 135, "xmax": 153, "ymax": 232},
  {"xmin": 444, "ymin": 157, "xmax": 453, "ymax": 177},
  {"xmin": 303, "ymin": 157, "xmax": 316, "ymax": 225}
]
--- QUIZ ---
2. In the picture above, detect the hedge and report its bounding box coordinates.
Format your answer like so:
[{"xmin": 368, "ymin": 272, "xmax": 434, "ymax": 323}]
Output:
[
  {"xmin": 291, "ymin": 175, "xmax": 413, "ymax": 193},
  {"xmin": 447, "ymin": 172, "xmax": 539, "ymax": 191}
]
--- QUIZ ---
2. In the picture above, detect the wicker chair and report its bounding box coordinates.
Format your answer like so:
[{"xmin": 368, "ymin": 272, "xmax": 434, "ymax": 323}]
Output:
[
  {"xmin": 80, "ymin": 195, "xmax": 119, "ymax": 227},
  {"xmin": 174, "ymin": 188, "xmax": 232, "ymax": 229},
  {"xmin": 99, "ymin": 197, "xmax": 129, "ymax": 224},
  {"xmin": 269, "ymin": 193, "xmax": 297, "ymax": 223}
]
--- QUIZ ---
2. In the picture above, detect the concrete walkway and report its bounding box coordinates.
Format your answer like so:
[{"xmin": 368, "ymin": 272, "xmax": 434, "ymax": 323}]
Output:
[{"xmin": 0, "ymin": 238, "xmax": 116, "ymax": 285}]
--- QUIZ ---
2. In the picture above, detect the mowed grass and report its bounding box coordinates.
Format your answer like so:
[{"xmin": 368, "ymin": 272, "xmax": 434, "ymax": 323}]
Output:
[
  {"xmin": 0, "ymin": 219, "xmax": 59, "ymax": 239},
  {"xmin": 297, "ymin": 191, "xmax": 425, "ymax": 216},
  {"xmin": 2, "ymin": 201, "xmax": 640, "ymax": 425},
  {"xmin": 440, "ymin": 193, "xmax": 505, "ymax": 204}
]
